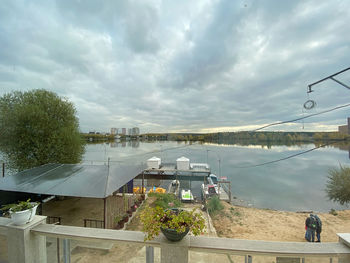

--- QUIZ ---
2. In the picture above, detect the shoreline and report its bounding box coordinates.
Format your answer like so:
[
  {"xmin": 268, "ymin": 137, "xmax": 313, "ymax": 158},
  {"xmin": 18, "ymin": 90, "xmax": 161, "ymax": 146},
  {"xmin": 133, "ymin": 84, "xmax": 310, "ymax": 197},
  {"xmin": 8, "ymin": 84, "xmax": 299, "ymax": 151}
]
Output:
[{"xmin": 211, "ymin": 201, "xmax": 350, "ymax": 242}]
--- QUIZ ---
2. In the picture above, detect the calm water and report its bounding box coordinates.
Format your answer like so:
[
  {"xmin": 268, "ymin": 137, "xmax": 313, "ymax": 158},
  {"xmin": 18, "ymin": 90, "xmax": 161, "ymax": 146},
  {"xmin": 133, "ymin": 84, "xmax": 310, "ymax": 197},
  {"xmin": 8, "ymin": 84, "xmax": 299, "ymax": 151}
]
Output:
[{"xmin": 83, "ymin": 140, "xmax": 350, "ymax": 212}]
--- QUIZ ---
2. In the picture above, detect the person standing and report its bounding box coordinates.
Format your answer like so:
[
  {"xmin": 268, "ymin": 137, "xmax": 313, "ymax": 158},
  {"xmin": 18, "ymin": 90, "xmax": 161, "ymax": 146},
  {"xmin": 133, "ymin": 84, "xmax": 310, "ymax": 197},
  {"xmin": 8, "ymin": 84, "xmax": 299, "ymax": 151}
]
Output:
[
  {"xmin": 314, "ymin": 214, "xmax": 322, "ymax": 242},
  {"xmin": 305, "ymin": 214, "xmax": 317, "ymax": 242}
]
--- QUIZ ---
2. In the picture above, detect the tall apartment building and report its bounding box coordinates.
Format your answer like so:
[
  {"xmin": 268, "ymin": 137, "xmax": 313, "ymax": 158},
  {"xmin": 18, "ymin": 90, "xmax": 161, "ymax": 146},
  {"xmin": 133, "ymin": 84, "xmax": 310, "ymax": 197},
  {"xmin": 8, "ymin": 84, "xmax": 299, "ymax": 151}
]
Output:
[
  {"xmin": 131, "ymin": 127, "xmax": 140, "ymax": 136},
  {"xmin": 121, "ymin": 128, "xmax": 126, "ymax": 135},
  {"xmin": 110, "ymin": 128, "xmax": 118, "ymax": 135}
]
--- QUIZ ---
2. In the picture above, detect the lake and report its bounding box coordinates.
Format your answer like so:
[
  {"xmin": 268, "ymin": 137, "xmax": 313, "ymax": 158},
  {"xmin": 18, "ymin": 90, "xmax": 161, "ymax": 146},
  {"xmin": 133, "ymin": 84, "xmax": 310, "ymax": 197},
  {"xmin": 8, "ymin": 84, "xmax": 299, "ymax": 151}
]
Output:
[{"xmin": 83, "ymin": 140, "xmax": 350, "ymax": 212}]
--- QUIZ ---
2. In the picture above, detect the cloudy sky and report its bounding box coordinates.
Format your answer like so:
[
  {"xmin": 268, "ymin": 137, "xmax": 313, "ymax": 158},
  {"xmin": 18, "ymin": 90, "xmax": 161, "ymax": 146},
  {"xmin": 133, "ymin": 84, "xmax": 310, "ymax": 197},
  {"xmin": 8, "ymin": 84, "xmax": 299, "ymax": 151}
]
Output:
[{"xmin": 0, "ymin": 0, "xmax": 349, "ymax": 133}]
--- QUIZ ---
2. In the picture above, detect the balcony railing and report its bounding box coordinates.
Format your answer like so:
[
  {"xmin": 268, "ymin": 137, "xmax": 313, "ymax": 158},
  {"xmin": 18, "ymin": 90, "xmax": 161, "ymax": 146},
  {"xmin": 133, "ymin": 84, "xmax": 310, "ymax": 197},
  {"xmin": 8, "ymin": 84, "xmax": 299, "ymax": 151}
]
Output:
[{"xmin": 1, "ymin": 215, "xmax": 350, "ymax": 263}]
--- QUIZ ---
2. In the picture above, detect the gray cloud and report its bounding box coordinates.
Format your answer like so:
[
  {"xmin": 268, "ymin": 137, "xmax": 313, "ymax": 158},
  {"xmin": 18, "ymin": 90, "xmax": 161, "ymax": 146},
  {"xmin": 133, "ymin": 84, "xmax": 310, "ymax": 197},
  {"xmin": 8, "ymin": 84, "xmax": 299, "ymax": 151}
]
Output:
[{"xmin": 0, "ymin": 0, "xmax": 349, "ymax": 133}]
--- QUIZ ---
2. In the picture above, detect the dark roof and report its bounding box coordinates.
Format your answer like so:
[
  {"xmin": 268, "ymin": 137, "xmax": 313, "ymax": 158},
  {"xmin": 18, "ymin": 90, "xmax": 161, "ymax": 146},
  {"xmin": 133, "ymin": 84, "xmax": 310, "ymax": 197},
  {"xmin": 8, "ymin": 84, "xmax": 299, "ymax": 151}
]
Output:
[{"xmin": 0, "ymin": 163, "xmax": 144, "ymax": 198}]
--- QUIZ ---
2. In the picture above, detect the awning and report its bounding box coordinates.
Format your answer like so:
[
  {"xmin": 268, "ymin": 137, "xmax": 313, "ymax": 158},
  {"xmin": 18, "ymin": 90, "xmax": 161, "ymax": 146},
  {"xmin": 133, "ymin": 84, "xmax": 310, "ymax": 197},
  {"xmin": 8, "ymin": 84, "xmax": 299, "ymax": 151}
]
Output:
[{"xmin": 0, "ymin": 163, "xmax": 144, "ymax": 198}]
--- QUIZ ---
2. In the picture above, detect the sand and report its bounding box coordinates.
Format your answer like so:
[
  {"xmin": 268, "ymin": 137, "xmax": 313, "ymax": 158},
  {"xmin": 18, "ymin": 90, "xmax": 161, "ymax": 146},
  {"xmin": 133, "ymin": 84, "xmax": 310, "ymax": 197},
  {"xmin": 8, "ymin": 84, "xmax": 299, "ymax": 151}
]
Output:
[
  {"xmin": 211, "ymin": 201, "xmax": 350, "ymax": 242},
  {"xmin": 1, "ymin": 197, "xmax": 350, "ymax": 263}
]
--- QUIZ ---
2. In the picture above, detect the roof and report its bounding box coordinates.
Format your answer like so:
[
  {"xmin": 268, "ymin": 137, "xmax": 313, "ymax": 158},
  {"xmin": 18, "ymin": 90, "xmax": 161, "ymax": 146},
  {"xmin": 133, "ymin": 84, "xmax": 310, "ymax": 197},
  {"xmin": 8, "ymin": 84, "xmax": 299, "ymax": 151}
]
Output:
[
  {"xmin": 148, "ymin": 156, "xmax": 161, "ymax": 161},
  {"xmin": 0, "ymin": 163, "xmax": 144, "ymax": 198},
  {"xmin": 176, "ymin": 156, "xmax": 189, "ymax": 161}
]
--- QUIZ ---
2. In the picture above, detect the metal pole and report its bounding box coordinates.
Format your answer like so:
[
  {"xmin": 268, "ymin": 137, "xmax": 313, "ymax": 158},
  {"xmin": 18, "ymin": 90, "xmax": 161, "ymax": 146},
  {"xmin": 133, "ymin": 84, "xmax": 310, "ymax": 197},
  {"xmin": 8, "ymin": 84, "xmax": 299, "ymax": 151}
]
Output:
[
  {"xmin": 57, "ymin": 238, "xmax": 60, "ymax": 263},
  {"xmin": 63, "ymin": 239, "xmax": 71, "ymax": 263},
  {"xmin": 146, "ymin": 246, "xmax": 154, "ymax": 263},
  {"xmin": 245, "ymin": 255, "xmax": 252, "ymax": 263},
  {"xmin": 307, "ymin": 67, "xmax": 350, "ymax": 93}
]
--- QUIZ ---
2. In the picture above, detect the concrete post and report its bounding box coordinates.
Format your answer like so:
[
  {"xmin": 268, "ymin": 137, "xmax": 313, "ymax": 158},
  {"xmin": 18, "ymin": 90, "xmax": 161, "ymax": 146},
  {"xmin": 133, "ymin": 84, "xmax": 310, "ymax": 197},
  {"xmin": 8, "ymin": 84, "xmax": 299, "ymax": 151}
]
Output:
[
  {"xmin": 6, "ymin": 215, "xmax": 47, "ymax": 263},
  {"xmin": 337, "ymin": 233, "xmax": 350, "ymax": 263},
  {"xmin": 160, "ymin": 236, "xmax": 189, "ymax": 263}
]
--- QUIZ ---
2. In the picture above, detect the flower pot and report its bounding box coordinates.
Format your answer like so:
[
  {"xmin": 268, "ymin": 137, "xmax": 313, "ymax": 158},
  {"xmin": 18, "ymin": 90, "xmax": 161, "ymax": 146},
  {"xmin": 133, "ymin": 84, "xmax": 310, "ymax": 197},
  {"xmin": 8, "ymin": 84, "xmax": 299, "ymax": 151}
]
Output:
[
  {"xmin": 122, "ymin": 215, "xmax": 129, "ymax": 223},
  {"xmin": 161, "ymin": 227, "xmax": 190, "ymax": 242},
  {"xmin": 10, "ymin": 203, "xmax": 39, "ymax": 226},
  {"xmin": 116, "ymin": 221, "xmax": 124, "ymax": 229}
]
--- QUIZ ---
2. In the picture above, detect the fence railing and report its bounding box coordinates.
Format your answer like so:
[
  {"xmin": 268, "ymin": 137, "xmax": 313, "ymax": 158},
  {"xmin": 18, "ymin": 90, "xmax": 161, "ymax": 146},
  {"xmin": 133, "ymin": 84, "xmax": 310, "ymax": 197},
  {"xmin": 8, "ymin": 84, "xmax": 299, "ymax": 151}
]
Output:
[
  {"xmin": 1, "ymin": 216, "xmax": 350, "ymax": 263},
  {"xmin": 83, "ymin": 218, "xmax": 105, "ymax": 228},
  {"xmin": 47, "ymin": 216, "xmax": 61, "ymax": 225}
]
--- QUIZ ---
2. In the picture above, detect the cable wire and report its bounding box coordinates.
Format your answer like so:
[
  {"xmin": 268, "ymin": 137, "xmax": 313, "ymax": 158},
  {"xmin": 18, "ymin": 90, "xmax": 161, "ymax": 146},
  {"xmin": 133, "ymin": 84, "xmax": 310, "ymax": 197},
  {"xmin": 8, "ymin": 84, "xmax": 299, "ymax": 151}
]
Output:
[{"xmin": 253, "ymin": 103, "xmax": 350, "ymax": 131}]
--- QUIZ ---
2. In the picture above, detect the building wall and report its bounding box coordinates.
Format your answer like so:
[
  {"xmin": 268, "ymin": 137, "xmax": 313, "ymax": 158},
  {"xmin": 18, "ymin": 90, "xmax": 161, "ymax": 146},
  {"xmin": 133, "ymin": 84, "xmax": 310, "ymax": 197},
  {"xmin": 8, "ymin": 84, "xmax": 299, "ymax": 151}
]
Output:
[
  {"xmin": 338, "ymin": 118, "xmax": 350, "ymax": 135},
  {"xmin": 106, "ymin": 194, "xmax": 136, "ymax": 229},
  {"xmin": 339, "ymin": 125, "xmax": 348, "ymax": 134}
]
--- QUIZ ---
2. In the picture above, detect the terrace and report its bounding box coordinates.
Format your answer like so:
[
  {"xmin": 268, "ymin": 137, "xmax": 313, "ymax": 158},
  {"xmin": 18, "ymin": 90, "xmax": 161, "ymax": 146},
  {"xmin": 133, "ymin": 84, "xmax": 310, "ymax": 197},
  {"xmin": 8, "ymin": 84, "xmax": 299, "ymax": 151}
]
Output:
[{"xmin": 1, "ymin": 215, "xmax": 350, "ymax": 263}]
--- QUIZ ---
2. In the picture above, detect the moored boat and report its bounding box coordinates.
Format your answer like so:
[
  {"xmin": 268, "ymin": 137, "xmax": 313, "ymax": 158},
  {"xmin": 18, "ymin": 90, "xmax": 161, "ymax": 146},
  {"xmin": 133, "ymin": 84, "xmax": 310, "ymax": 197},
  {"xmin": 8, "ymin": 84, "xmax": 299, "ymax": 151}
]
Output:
[
  {"xmin": 167, "ymin": 180, "xmax": 180, "ymax": 196},
  {"xmin": 181, "ymin": 189, "xmax": 194, "ymax": 202}
]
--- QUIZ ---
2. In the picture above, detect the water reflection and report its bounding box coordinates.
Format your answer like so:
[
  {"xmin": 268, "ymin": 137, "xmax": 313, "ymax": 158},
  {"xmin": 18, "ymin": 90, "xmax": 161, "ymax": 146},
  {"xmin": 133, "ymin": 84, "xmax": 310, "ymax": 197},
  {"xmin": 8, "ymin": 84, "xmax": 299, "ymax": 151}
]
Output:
[
  {"xmin": 83, "ymin": 140, "xmax": 350, "ymax": 212},
  {"xmin": 107, "ymin": 141, "xmax": 140, "ymax": 148}
]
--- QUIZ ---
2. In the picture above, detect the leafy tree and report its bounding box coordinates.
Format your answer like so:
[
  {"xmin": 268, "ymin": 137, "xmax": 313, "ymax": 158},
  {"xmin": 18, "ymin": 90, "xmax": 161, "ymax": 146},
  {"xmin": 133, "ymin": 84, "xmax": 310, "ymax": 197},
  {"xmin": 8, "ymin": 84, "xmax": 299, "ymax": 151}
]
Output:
[
  {"xmin": 0, "ymin": 89, "xmax": 85, "ymax": 171},
  {"xmin": 326, "ymin": 165, "xmax": 350, "ymax": 205}
]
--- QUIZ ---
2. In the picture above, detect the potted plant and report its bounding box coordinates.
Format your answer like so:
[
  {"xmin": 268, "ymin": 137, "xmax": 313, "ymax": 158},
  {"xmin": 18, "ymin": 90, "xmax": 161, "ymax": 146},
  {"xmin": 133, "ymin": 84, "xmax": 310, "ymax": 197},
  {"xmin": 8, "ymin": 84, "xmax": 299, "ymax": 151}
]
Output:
[
  {"xmin": 140, "ymin": 206, "xmax": 205, "ymax": 241},
  {"xmin": 1, "ymin": 199, "xmax": 39, "ymax": 226},
  {"xmin": 114, "ymin": 215, "xmax": 124, "ymax": 230},
  {"xmin": 127, "ymin": 209, "xmax": 133, "ymax": 217},
  {"xmin": 122, "ymin": 213, "xmax": 129, "ymax": 223}
]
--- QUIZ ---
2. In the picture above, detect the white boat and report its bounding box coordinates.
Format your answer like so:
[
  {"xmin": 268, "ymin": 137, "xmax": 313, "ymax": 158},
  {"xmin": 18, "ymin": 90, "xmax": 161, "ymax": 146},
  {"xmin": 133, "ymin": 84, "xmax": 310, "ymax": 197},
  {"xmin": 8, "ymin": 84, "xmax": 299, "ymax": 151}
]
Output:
[
  {"xmin": 181, "ymin": 189, "xmax": 194, "ymax": 202},
  {"xmin": 167, "ymin": 180, "xmax": 180, "ymax": 196}
]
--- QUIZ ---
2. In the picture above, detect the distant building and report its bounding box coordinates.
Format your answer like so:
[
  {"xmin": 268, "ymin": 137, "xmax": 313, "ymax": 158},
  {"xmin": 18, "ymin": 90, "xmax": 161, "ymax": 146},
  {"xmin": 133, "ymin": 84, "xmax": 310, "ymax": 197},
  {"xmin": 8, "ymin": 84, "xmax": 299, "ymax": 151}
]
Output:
[
  {"xmin": 111, "ymin": 128, "xmax": 118, "ymax": 135},
  {"xmin": 338, "ymin": 117, "xmax": 350, "ymax": 135},
  {"xmin": 121, "ymin": 128, "xmax": 126, "ymax": 135},
  {"xmin": 128, "ymin": 128, "xmax": 132, "ymax": 135},
  {"xmin": 131, "ymin": 127, "xmax": 140, "ymax": 136}
]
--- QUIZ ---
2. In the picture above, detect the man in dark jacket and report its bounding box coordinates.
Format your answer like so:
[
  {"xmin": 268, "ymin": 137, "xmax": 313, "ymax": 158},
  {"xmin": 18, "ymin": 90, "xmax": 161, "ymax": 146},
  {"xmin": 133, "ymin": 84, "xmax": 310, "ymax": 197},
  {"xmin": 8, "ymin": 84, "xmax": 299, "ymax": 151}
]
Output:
[
  {"xmin": 305, "ymin": 214, "xmax": 317, "ymax": 242},
  {"xmin": 314, "ymin": 214, "xmax": 322, "ymax": 242}
]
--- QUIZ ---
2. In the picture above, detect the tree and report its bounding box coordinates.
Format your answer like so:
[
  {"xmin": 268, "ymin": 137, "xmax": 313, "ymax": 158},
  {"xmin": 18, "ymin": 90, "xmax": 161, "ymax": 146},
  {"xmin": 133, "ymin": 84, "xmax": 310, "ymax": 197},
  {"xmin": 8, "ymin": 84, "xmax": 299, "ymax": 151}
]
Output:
[
  {"xmin": 326, "ymin": 165, "xmax": 350, "ymax": 205},
  {"xmin": 0, "ymin": 89, "xmax": 85, "ymax": 171}
]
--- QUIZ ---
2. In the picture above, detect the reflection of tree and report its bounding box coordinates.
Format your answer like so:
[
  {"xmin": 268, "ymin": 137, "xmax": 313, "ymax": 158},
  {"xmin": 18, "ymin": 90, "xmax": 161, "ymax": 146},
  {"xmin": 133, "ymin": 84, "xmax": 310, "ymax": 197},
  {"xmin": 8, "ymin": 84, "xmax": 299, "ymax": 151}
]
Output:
[
  {"xmin": 0, "ymin": 89, "xmax": 85, "ymax": 171},
  {"xmin": 326, "ymin": 165, "xmax": 350, "ymax": 205}
]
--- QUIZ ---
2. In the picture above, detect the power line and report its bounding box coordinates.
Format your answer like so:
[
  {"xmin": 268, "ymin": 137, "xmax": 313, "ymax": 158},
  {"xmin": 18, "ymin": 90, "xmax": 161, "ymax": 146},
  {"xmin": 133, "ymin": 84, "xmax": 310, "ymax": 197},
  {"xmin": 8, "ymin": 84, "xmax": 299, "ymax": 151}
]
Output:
[{"xmin": 253, "ymin": 103, "xmax": 350, "ymax": 131}]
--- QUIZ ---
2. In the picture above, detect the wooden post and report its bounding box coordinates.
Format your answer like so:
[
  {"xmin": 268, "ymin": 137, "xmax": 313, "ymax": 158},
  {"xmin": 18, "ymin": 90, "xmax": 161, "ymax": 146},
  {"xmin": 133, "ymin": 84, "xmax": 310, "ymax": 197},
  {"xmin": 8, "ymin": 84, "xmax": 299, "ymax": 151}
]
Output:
[
  {"xmin": 103, "ymin": 198, "xmax": 107, "ymax": 229},
  {"xmin": 229, "ymin": 181, "xmax": 232, "ymax": 203}
]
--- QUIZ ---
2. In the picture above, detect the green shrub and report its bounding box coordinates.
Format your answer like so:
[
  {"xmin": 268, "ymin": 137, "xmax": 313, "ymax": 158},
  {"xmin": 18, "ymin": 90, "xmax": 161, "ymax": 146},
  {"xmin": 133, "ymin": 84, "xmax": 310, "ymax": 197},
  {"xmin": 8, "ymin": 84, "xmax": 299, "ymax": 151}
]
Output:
[
  {"xmin": 148, "ymin": 193, "xmax": 181, "ymax": 209},
  {"xmin": 326, "ymin": 165, "xmax": 350, "ymax": 205},
  {"xmin": 207, "ymin": 196, "xmax": 224, "ymax": 215}
]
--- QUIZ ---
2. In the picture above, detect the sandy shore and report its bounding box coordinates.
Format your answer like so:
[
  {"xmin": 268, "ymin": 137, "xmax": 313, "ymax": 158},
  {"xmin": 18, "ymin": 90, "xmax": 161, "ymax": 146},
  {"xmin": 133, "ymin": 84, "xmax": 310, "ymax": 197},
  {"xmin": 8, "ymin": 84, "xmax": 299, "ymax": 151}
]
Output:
[{"xmin": 211, "ymin": 201, "xmax": 350, "ymax": 242}]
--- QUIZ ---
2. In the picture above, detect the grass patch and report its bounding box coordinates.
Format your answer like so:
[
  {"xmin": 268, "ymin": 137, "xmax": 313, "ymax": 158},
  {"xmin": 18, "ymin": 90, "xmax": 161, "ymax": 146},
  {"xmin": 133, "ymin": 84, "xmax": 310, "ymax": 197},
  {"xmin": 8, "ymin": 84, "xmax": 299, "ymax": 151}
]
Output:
[
  {"xmin": 148, "ymin": 193, "xmax": 181, "ymax": 209},
  {"xmin": 208, "ymin": 196, "xmax": 224, "ymax": 216},
  {"xmin": 329, "ymin": 208, "xmax": 338, "ymax": 216}
]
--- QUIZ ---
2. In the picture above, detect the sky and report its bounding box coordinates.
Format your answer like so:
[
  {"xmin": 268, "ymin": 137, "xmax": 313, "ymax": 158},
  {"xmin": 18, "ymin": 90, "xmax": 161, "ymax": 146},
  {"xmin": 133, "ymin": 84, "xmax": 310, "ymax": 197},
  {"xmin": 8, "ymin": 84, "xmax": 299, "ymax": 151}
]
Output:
[{"xmin": 0, "ymin": 0, "xmax": 349, "ymax": 134}]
